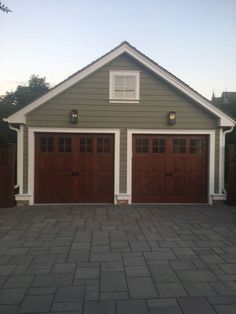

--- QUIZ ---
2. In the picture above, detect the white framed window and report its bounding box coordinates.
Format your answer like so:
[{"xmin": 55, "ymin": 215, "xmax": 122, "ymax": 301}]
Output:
[{"xmin": 109, "ymin": 71, "xmax": 140, "ymax": 103}]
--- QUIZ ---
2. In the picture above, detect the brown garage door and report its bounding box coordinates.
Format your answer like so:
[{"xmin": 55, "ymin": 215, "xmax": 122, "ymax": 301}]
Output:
[
  {"xmin": 35, "ymin": 133, "xmax": 114, "ymax": 203},
  {"xmin": 132, "ymin": 135, "xmax": 208, "ymax": 203}
]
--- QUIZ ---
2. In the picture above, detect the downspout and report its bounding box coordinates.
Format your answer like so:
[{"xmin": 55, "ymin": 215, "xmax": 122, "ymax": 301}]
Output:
[
  {"xmin": 4, "ymin": 122, "xmax": 20, "ymax": 189},
  {"xmin": 222, "ymin": 126, "xmax": 234, "ymax": 193}
]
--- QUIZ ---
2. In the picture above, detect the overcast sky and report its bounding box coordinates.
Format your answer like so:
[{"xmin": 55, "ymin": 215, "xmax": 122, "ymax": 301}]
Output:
[{"xmin": 0, "ymin": 0, "xmax": 235, "ymax": 99}]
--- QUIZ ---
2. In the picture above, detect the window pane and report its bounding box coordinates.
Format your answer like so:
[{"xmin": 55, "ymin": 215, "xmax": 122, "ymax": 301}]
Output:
[
  {"xmin": 152, "ymin": 139, "xmax": 166, "ymax": 153},
  {"xmin": 58, "ymin": 138, "xmax": 72, "ymax": 153},
  {"xmin": 65, "ymin": 138, "xmax": 72, "ymax": 152},
  {"xmin": 190, "ymin": 139, "xmax": 203, "ymax": 154},
  {"xmin": 58, "ymin": 138, "xmax": 64, "ymax": 152},
  {"xmin": 40, "ymin": 137, "xmax": 53, "ymax": 153},
  {"xmin": 173, "ymin": 139, "xmax": 186, "ymax": 153},
  {"xmin": 136, "ymin": 139, "xmax": 148, "ymax": 153},
  {"xmin": 114, "ymin": 76, "xmax": 124, "ymax": 87},
  {"xmin": 114, "ymin": 90, "xmax": 124, "ymax": 98},
  {"xmin": 125, "ymin": 76, "xmax": 135, "ymax": 89},
  {"xmin": 80, "ymin": 137, "xmax": 93, "ymax": 153},
  {"xmin": 125, "ymin": 90, "xmax": 136, "ymax": 98},
  {"xmin": 97, "ymin": 138, "xmax": 111, "ymax": 153}
]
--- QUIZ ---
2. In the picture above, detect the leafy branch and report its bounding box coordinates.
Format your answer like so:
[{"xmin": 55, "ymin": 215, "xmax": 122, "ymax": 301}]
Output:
[{"xmin": 0, "ymin": 2, "xmax": 12, "ymax": 13}]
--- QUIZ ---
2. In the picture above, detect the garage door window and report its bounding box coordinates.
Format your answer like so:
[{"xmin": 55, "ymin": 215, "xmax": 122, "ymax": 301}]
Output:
[
  {"xmin": 58, "ymin": 138, "xmax": 72, "ymax": 153},
  {"xmin": 190, "ymin": 139, "xmax": 203, "ymax": 154},
  {"xmin": 40, "ymin": 137, "xmax": 53, "ymax": 153},
  {"xmin": 135, "ymin": 139, "xmax": 148, "ymax": 153},
  {"xmin": 80, "ymin": 138, "xmax": 93, "ymax": 153},
  {"xmin": 173, "ymin": 139, "xmax": 186, "ymax": 153},
  {"xmin": 152, "ymin": 139, "xmax": 165, "ymax": 153},
  {"xmin": 97, "ymin": 138, "xmax": 111, "ymax": 153}
]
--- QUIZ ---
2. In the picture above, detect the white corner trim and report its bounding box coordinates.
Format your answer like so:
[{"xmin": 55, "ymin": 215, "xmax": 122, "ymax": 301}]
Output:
[
  {"xmin": 219, "ymin": 128, "xmax": 224, "ymax": 194},
  {"xmin": 6, "ymin": 43, "xmax": 235, "ymax": 127},
  {"xmin": 27, "ymin": 127, "xmax": 120, "ymax": 205},
  {"xmin": 212, "ymin": 194, "xmax": 226, "ymax": 201},
  {"xmin": 15, "ymin": 194, "xmax": 31, "ymax": 201},
  {"xmin": 127, "ymin": 129, "xmax": 215, "ymax": 205},
  {"xmin": 115, "ymin": 193, "xmax": 131, "ymax": 205},
  {"xmin": 18, "ymin": 125, "xmax": 24, "ymax": 194}
]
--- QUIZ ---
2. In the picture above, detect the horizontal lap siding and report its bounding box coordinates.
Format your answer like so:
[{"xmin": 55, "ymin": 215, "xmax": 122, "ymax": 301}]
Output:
[{"xmin": 26, "ymin": 54, "xmax": 218, "ymax": 194}]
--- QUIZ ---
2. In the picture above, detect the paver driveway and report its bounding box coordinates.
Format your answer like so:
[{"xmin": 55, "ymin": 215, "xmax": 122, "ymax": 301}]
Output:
[{"xmin": 0, "ymin": 204, "xmax": 236, "ymax": 314}]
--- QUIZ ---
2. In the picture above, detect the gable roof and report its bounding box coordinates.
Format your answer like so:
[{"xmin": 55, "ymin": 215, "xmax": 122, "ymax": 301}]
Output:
[{"xmin": 6, "ymin": 41, "xmax": 235, "ymax": 127}]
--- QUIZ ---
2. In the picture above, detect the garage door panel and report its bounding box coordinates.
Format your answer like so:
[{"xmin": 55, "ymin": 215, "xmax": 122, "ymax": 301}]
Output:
[
  {"xmin": 35, "ymin": 133, "xmax": 114, "ymax": 203},
  {"xmin": 38, "ymin": 156, "xmax": 55, "ymax": 172},
  {"xmin": 149, "ymin": 157, "xmax": 166, "ymax": 173},
  {"xmin": 133, "ymin": 158, "xmax": 149, "ymax": 174},
  {"xmin": 132, "ymin": 135, "xmax": 208, "ymax": 203},
  {"xmin": 132, "ymin": 175, "xmax": 149, "ymax": 194},
  {"xmin": 149, "ymin": 176, "xmax": 164, "ymax": 196},
  {"xmin": 37, "ymin": 174, "xmax": 73, "ymax": 203},
  {"xmin": 188, "ymin": 157, "xmax": 205, "ymax": 172},
  {"xmin": 94, "ymin": 156, "xmax": 113, "ymax": 172}
]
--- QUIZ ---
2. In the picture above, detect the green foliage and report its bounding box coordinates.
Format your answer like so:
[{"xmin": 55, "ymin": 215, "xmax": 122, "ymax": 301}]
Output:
[
  {"xmin": 0, "ymin": 2, "xmax": 12, "ymax": 13},
  {"xmin": 212, "ymin": 94, "xmax": 236, "ymax": 145},
  {"xmin": 0, "ymin": 75, "xmax": 50, "ymax": 144}
]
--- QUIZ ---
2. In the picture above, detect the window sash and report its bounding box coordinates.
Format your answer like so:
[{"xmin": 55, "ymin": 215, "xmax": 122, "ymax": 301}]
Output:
[{"xmin": 110, "ymin": 72, "xmax": 139, "ymax": 100}]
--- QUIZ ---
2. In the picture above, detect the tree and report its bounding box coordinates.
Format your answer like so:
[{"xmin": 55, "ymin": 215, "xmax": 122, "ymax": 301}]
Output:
[
  {"xmin": 0, "ymin": 75, "xmax": 50, "ymax": 144},
  {"xmin": 0, "ymin": 2, "xmax": 12, "ymax": 13},
  {"xmin": 212, "ymin": 92, "xmax": 236, "ymax": 145}
]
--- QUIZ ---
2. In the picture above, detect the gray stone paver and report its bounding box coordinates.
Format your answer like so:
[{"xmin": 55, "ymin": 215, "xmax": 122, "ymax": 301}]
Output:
[
  {"xmin": 0, "ymin": 204, "xmax": 235, "ymax": 313},
  {"xmin": 178, "ymin": 296, "xmax": 216, "ymax": 313},
  {"xmin": 18, "ymin": 294, "xmax": 54, "ymax": 313},
  {"xmin": 117, "ymin": 299, "xmax": 149, "ymax": 314},
  {"xmin": 214, "ymin": 304, "xmax": 236, "ymax": 314},
  {"xmin": 127, "ymin": 277, "xmax": 158, "ymax": 298},
  {"xmin": 100, "ymin": 271, "xmax": 127, "ymax": 292}
]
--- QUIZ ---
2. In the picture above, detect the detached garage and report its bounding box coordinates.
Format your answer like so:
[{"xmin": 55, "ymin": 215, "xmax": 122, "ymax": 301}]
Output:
[{"xmin": 6, "ymin": 41, "xmax": 235, "ymax": 205}]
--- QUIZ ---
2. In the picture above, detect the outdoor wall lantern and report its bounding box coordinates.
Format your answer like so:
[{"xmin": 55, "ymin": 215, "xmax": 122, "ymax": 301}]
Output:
[
  {"xmin": 71, "ymin": 110, "xmax": 78, "ymax": 124},
  {"xmin": 168, "ymin": 111, "xmax": 176, "ymax": 125}
]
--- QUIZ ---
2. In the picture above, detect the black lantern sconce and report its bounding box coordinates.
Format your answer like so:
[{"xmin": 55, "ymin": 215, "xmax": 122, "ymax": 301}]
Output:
[
  {"xmin": 168, "ymin": 111, "xmax": 176, "ymax": 125},
  {"xmin": 71, "ymin": 110, "xmax": 78, "ymax": 124}
]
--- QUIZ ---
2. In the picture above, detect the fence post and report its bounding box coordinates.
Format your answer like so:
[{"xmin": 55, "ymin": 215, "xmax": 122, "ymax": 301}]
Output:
[
  {"xmin": 0, "ymin": 144, "xmax": 16, "ymax": 207},
  {"xmin": 226, "ymin": 145, "xmax": 236, "ymax": 205}
]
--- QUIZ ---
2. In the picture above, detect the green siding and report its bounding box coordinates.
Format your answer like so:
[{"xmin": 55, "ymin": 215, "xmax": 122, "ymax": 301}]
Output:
[{"xmin": 25, "ymin": 53, "xmax": 218, "ymax": 195}]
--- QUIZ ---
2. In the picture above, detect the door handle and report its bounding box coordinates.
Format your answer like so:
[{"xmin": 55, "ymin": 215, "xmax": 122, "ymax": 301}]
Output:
[{"xmin": 71, "ymin": 172, "xmax": 79, "ymax": 176}]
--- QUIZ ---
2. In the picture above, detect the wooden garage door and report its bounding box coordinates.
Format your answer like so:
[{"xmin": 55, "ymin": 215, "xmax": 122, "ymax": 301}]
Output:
[
  {"xmin": 35, "ymin": 133, "xmax": 114, "ymax": 203},
  {"xmin": 132, "ymin": 135, "xmax": 208, "ymax": 203}
]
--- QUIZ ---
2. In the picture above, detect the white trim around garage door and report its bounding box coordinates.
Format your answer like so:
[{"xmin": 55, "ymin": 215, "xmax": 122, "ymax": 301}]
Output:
[
  {"xmin": 27, "ymin": 128, "xmax": 120, "ymax": 205},
  {"xmin": 127, "ymin": 129, "xmax": 216, "ymax": 205}
]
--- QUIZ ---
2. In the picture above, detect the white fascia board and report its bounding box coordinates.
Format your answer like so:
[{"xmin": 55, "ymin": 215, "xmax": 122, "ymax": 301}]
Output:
[
  {"xmin": 125, "ymin": 47, "xmax": 235, "ymax": 127},
  {"xmin": 7, "ymin": 45, "xmax": 127, "ymax": 124},
  {"xmin": 6, "ymin": 43, "xmax": 235, "ymax": 127}
]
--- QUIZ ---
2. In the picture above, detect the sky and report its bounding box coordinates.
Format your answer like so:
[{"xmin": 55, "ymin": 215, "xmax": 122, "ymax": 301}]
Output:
[{"xmin": 0, "ymin": 0, "xmax": 236, "ymax": 100}]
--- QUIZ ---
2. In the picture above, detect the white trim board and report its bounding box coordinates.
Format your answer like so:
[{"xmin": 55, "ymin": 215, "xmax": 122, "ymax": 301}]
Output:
[
  {"xmin": 6, "ymin": 42, "xmax": 235, "ymax": 127},
  {"xmin": 27, "ymin": 127, "xmax": 120, "ymax": 205},
  {"xmin": 127, "ymin": 129, "xmax": 216, "ymax": 205}
]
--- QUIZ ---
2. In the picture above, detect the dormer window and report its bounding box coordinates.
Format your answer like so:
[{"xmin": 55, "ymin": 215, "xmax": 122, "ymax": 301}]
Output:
[{"xmin": 109, "ymin": 71, "xmax": 140, "ymax": 103}]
